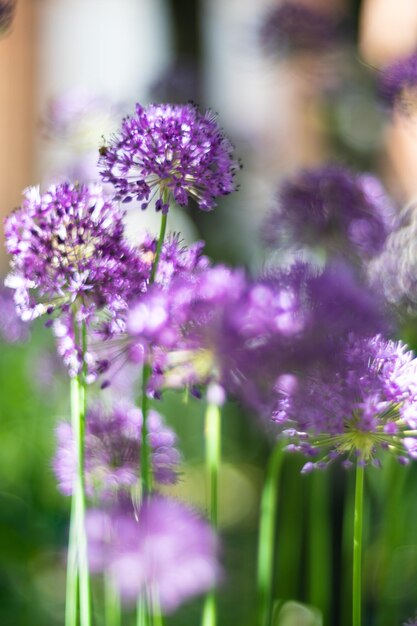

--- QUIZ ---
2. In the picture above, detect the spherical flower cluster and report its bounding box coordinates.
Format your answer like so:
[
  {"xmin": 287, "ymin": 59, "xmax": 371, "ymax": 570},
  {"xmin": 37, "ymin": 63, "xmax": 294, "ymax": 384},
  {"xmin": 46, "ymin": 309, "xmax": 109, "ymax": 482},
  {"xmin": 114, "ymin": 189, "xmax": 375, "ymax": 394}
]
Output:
[
  {"xmin": 0, "ymin": 0, "xmax": 15, "ymax": 34},
  {"xmin": 259, "ymin": 2, "xmax": 343, "ymax": 56},
  {"xmin": 127, "ymin": 260, "xmax": 387, "ymax": 410},
  {"xmin": 262, "ymin": 166, "xmax": 394, "ymax": 261},
  {"xmin": 368, "ymin": 201, "xmax": 417, "ymax": 310},
  {"xmin": 379, "ymin": 51, "xmax": 417, "ymax": 110},
  {"xmin": 99, "ymin": 103, "xmax": 240, "ymax": 211},
  {"xmin": 53, "ymin": 402, "xmax": 180, "ymax": 499},
  {"xmin": 87, "ymin": 496, "xmax": 220, "ymax": 612},
  {"xmin": 273, "ymin": 335, "xmax": 417, "ymax": 470},
  {"xmin": 4, "ymin": 182, "xmax": 148, "ymax": 322},
  {"xmin": 404, "ymin": 612, "xmax": 417, "ymax": 626}
]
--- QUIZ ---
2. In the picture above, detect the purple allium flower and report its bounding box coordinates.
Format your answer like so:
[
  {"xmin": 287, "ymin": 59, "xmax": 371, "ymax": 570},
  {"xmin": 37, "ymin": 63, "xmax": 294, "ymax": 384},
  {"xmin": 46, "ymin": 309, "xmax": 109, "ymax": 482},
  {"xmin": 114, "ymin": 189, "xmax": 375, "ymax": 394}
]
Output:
[
  {"xmin": 0, "ymin": 286, "xmax": 29, "ymax": 343},
  {"xmin": 127, "ymin": 260, "xmax": 387, "ymax": 410},
  {"xmin": 367, "ymin": 201, "xmax": 417, "ymax": 310},
  {"xmin": 4, "ymin": 182, "xmax": 148, "ymax": 322},
  {"xmin": 379, "ymin": 51, "xmax": 417, "ymax": 110},
  {"xmin": 99, "ymin": 103, "xmax": 240, "ymax": 211},
  {"xmin": 262, "ymin": 166, "xmax": 394, "ymax": 260},
  {"xmin": 53, "ymin": 402, "xmax": 180, "ymax": 499},
  {"xmin": 274, "ymin": 335, "xmax": 417, "ymax": 468},
  {"xmin": 259, "ymin": 2, "xmax": 343, "ymax": 56},
  {"xmin": 86, "ymin": 496, "xmax": 220, "ymax": 612}
]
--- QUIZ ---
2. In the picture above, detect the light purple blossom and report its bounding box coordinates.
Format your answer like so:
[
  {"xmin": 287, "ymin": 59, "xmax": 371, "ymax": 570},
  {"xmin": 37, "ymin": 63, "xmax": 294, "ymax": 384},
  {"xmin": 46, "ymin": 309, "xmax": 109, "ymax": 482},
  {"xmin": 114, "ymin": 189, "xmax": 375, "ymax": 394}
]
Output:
[
  {"xmin": 404, "ymin": 611, "xmax": 417, "ymax": 626},
  {"xmin": 274, "ymin": 335, "xmax": 417, "ymax": 468},
  {"xmin": 99, "ymin": 103, "xmax": 240, "ymax": 211},
  {"xmin": 86, "ymin": 496, "xmax": 220, "ymax": 612},
  {"xmin": 262, "ymin": 166, "xmax": 394, "ymax": 260},
  {"xmin": 53, "ymin": 402, "xmax": 180, "ymax": 499},
  {"xmin": 0, "ymin": 286, "xmax": 29, "ymax": 343}
]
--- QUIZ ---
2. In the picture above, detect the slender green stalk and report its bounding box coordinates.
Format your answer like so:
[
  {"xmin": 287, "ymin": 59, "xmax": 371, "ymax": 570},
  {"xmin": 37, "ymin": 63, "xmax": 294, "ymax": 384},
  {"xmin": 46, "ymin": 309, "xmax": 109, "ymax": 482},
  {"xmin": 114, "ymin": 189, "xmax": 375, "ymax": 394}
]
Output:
[
  {"xmin": 202, "ymin": 403, "xmax": 221, "ymax": 626},
  {"xmin": 65, "ymin": 494, "xmax": 79, "ymax": 626},
  {"xmin": 150, "ymin": 210, "xmax": 168, "ymax": 283},
  {"xmin": 353, "ymin": 464, "xmax": 365, "ymax": 626},
  {"xmin": 104, "ymin": 573, "xmax": 121, "ymax": 626},
  {"xmin": 308, "ymin": 471, "xmax": 331, "ymax": 622},
  {"xmin": 68, "ymin": 318, "xmax": 91, "ymax": 626},
  {"xmin": 256, "ymin": 441, "xmax": 285, "ymax": 626}
]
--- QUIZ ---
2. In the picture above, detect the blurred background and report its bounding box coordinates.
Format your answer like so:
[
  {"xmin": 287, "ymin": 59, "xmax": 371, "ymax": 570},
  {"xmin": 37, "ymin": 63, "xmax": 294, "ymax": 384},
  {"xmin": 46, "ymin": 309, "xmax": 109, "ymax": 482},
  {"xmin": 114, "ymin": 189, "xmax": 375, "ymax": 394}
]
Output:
[{"xmin": 3, "ymin": 1, "xmax": 417, "ymax": 625}]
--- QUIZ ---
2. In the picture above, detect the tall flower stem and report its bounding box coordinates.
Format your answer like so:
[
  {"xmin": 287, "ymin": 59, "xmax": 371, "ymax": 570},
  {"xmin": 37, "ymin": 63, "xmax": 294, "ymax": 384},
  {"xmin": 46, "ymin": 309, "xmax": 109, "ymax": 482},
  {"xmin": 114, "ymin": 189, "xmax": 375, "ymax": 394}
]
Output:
[
  {"xmin": 68, "ymin": 318, "xmax": 91, "ymax": 626},
  {"xmin": 308, "ymin": 471, "xmax": 331, "ymax": 622},
  {"xmin": 140, "ymin": 199, "xmax": 169, "ymax": 497},
  {"xmin": 202, "ymin": 403, "xmax": 221, "ymax": 626},
  {"xmin": 65, "ymin": 495, "xmax": 78, "ymax": 626},
  {"xmin": 353, "ymin": 464, "xmax": 365, "ymax": 626},
  {"xmin": 104, "ymin": 573, "xmax": 121, "ymax": 626},
  {"xmin": 256, "ymin": 441, "xmax": 285, "ymax": 626}
]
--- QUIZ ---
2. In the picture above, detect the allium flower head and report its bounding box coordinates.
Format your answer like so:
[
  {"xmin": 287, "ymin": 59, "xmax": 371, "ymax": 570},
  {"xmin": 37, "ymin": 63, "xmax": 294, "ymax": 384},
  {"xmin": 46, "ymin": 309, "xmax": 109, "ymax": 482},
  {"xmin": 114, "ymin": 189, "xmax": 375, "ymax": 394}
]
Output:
[
  {"xmin": 53, "ymin": 402, "xmax": 180, "ymax": 499},
  {"xmin": 379, "ymin": 51, "xmax": 417, "ymax": 111},
  {"xmin": 0, "ymin": 1, "xmax": 15, "ymax": 34},
  {"xmin": 263, "ymin": 166, "xmax": 394, "ymax": 261},
  {"xmin": 260, "ymin": 2, "xmax": 343, "ymax": 56},
  {"xmin": 87, "ymin": 496, "xmax": 220, "ymax": 612},
  {"xmin": 99, "ymin": 103, "xmax": 240, "ymax": 211},
  {"xmin": 404, "ymin": 612, "xmax": 417, "ymax": 626},
  {"xmin": 127, "ymin": 260, "xmax": 387, "ymax": 410},
  {"xmin": 5, "ymin": 182, "xmax": 147, "ymax": 322},
  {"xmin": 274, "ymin": 335, "xmax": 417, "ymax": 470}
]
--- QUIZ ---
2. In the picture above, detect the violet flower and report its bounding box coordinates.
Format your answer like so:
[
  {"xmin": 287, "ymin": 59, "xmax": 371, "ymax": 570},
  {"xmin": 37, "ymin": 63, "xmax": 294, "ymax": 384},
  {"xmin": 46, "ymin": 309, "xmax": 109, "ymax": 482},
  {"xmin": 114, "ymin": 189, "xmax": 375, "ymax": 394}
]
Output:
[
  {"xmin": 0, "ymin": 286, "xmax": 29, "ymax": 343},
  {"xmin": 53, "ymin": 402, "xmax": 180, "ymax": 499},
  {"xmin": 4, "ymin": 182, "xmax": 148, "ymax": 323},
  {"xmin": 99, "ymin": 103, "xmax": 240, "ymax": 211},
  {"xmin": 274, "ymin": 335, "xmax": 417, "ymax": 470},
  {"xmin": 379, "ymin": 51, "xmax": 417, "ymax": 110},
  {"xmin": 262, "ymin": 166, "xmax": 394, "ymax": 261},
  {"xmin": 86, "ymin": 496, "xmax": 220, "ymax": 612}
]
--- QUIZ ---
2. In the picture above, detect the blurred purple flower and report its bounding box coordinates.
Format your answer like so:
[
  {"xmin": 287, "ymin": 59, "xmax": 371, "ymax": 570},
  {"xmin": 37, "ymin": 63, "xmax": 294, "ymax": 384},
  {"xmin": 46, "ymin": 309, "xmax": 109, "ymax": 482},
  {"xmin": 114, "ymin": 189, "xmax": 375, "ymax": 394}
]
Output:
[
  {"xmin": 379, "ymin": 51, "xmax": 417, "ymax": 110},
  {"xmin": 53, "ymin": 402, "xmax": 180, "ymax": 499},
  {"xmin": 260, "ymin": 2, "xmax": 344, "ymax": 56},
  {"xmin": 86, "ymin": 496, "xmax": 220, "ymax": 612},
  {"xmin": 274, "ymin": 335, "xmax": 417, "ymax": 468},
  {"xmin": 262, "ymin": 166, "xmax": 394, "ymax": 260},
  {"xmin": 404, "ymin": 612, "xmax": 417, "ymax": 626},
  {"xmin": 99, "ymin": 103, "xmax": 240, "ymax": 211},
  {"xmin": 127, "ymin": 260, "xmax": 388, "ymax": 412},
  {"xmin": 0, "ymin": 286, "xmax": 29, "ymax": 343}
]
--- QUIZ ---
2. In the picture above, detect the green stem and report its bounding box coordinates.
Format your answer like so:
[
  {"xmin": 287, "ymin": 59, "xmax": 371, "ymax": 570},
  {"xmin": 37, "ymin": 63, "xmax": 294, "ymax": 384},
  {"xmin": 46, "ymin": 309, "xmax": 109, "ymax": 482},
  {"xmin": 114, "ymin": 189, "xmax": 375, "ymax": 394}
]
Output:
[
  {"xmin": 65, "ymin": 494, "xmax": 79, "ymax": 626},
  {"xmin": 141, "ymin": 362, "xmax": 153, "ymax": 495},
  {"xmin": 202, "ymin": 403, "xmax": 221, "ymax": 626},
  {"xmin": 256, "ymin": 441, "xmax": 285, "ymax": 626},
  {"xmin": 104, "ymin": 573, "xmax": 121, "ymax": 626},
  {"xmin": 308, "ymin": 471, "xmax": 331, "ymax": 622},
  {"xmin": 150, "ymin": 210, "xmax": 168, "ymax": 283},
  {"xmin": 353, "ymin": 464, "xmax": 365, "ymax": 626},
  {"xmin": 69, "ymin": 318, "xmax": 91, "ymax": 626}
]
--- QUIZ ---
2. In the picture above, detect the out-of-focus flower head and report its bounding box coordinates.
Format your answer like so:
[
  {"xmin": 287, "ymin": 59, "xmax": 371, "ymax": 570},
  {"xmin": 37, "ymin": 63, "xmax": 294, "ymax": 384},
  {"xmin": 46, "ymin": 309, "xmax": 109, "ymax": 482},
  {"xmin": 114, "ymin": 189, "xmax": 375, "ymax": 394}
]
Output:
[
  {"xmin": 368, "ymin": 201, "xmax": 417, "ymax": 311},
  {"xmin": 274, "ymin": 335, "xmax": 417, "ymax": 470},
  {"xmin": 87, "ymin": 496, "xmax": 220, "ymax": 612},
  {"xmin": 53, "ymin": 402, "xmax": 180, "ymax": 499},
  {"xmin": 99, "ymin": 103, "xmax": 240, "ymax": 212},
  {"xmin": 262, "ymin": 166, "xmax": 395, "ymax": 262},
  {"xmin": 127, "ymin": 260, "xmax": 388, "ymax": 411},
  {"xmin": 4, "ymin": 182, "xmax": 148, "ymax": 323},
  {"xmin": 0, "ymin": 286, "xmax": 29, "ymax": 343},
  {"xmin": 404, "ymin": 612, "xmax": 417, "ymax": 626},
  {"xmin": 0, "ymin": 0, "xmax": 15, "ymax": 35},
  {"xmin": 259, "ymin": 2, "xmax": 345, "ymax": 56},
  {"xmin": 379, "ymin": 51, "xmax": 417, "ymax": 111}
]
